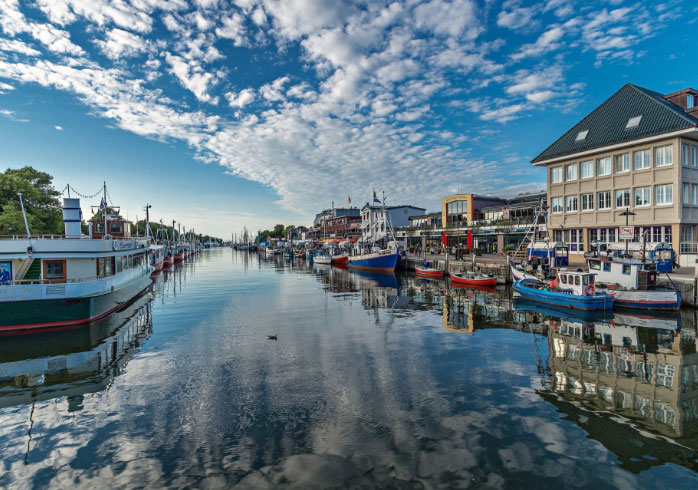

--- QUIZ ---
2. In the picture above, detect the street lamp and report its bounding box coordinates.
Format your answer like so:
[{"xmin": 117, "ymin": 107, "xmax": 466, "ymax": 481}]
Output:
[{"xmin": 618, "ymin": 207, "xmax": 637, "ymax": 257}]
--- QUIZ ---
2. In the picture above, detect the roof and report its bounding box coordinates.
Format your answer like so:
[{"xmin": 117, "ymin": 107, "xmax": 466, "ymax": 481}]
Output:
[
  {"xmin": 532, "ymin": 83, "xmax": 698, "ymax": 164},
  {"xmin": 361, "ymin": 203, "xmax": 426, "ymax": 211}
]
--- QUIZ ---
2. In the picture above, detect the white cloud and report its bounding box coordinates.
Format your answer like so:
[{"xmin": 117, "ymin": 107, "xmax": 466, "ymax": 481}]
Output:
[
  {"xmin": 512, "ymin": 26, "xmax": 565, "ymax": 60},
  {"xmin": 0, "ymin": 81, "xmax": 14, "ymax": 91},
  {"xmin": 497, "ymin": 0, "xmax": 540, "ymax": 31},
  {"xmin": 413, "ymin": 0, "xmax": 482, "ymax": 39},
  {"xmin": 96, "ymin": 28, "xmax": 149, "ymax": 59},
  {"xmin": 54, "ymin": 125, "xmax": 63, "ymax": 130},
  {"xmin": 260, "ymin": 76, "xmax": 290, "ymax": 102},
  {"xmin": 165, "ymin": 53, "xmax": 218, "ymax": 103},
  {"xmin": 216, "ymin": 12, "xmax": 247, "ymax": 46},
  {"xmin": 225, "ymin": 88, "xmax": 255, "ymax": 108},
  {"xmin": 0, "ymin": 38, "xmax": 40, "ymax": 56}
]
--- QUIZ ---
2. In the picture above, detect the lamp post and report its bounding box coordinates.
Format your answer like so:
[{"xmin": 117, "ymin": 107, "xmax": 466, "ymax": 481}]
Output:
[{"xmin": 618, "ymin": 207, "xmax": 637, "ymax": 257}]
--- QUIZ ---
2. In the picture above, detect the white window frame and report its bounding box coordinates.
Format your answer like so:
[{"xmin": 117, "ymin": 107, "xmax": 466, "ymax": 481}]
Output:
[
  {"xmin": 566, "ymin": 195, "xmax": 578, "ymax": 212},
  {"xmin": 655, "ymin": 184, "xmax": 673, "ymax": 205},
  {"xmin": 551, "ymin": 197, "xmax": 563, "ymax": 214},
  {"xmin": 566, "ymin": 163, "xmax": 578, "ymax": 181},
  {"xmin": 597, "ymin": 156, "xmax": 612, "ymax": 176},
  {"xmin": 581, "ymin": 193, "xmax": 594, "ymax": 211},
  {"xmin": 654, "ymin": 145, "xmax": 673, "ymax": 167},
  {"xmin": 597, "ymin": 191, "xmax": 611, "ymax": 210},
  {"xmin": 693, "ymin": 184, "xmax": 698, "ymax": 205},
  {"xmin": 580, "ymin": 160, "xmax": 594, "ymax": 179},
  {"xmin": 634, "ymin": 149, "xmax": 651, "ymax": 170},
  {"xmin": 614, "ymin": 153, "xmax": 630, "ymax": 173},
  {"xmin": 634, "ymin": 186, "xmax": 650, "ymax": 207},
  {"xmin": 615, "ymin": 189, "xmax": 630, "ymax": 208},
  {"xmin": 551, "ymin": 166, "xmax": 563, "ymax": 184}
]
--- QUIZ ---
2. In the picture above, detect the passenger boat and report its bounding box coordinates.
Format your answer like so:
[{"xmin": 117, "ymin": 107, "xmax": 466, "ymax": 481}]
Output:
[
  {"xmin": 450, "ymin": 272, "xmax": 496, "ymax": 286},
  {"xmin": 415, "ymin": 266, "xmax": 444, "ymax": 278},
  {"xmin": 313, "ymin": 254, "xmax": 331, "ymax": 264},
  {"xmin": 348, "ymin": 250, "xmax": 400, "ymax": 271},
  {"xmin": 586, "ymin": 256, "xmax": 680, "ymax": 310},
  {"xmin": 513, "ymin": 270, "xmax": 614, "ymax": 312},
  {"xmin": 0, "ymin": 195, "xmax": 153, "ymax": 333}
]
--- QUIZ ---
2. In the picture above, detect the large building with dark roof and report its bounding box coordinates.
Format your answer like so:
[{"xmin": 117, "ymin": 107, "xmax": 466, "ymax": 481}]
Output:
[{"xmin": 532, "ymin": 84, "xmax": 698, "ymax": 263}]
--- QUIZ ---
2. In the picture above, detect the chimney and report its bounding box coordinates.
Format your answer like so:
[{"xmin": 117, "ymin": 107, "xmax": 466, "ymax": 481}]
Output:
[
  {"xmin": 663, "ymin": 88, "xmax": 698, "ymax": 117},
  {"xmin": 62, "ymin": 198, "xmax": 83, "ymax": 238}
]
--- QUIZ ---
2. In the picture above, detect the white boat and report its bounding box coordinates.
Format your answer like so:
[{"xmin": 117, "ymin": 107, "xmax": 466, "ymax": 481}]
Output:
[
  {"xmin": 314, "ymin": 255, "xmax": 332, "ymax": 265},
  {"xmin": 0, "ymin": 193, "xmax": 153, "ymax": 333}
]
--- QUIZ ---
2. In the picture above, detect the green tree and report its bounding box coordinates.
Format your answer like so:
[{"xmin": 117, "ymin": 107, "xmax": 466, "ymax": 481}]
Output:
[
  {"xmin": 272, "ymin": 224, "xmax": 285, "ymax": 238},
  {"xmin": 0, "ymin": 166, "xmax": 63, "ymax": 235}
]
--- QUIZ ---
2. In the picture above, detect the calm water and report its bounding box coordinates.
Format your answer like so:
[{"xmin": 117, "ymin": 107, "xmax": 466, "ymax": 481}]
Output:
[{"xmin": 1, "ymin": 249, "xmax": 697, "ymax": 489}]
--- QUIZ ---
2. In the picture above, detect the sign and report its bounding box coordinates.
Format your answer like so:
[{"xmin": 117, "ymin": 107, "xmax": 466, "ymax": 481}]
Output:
[{"xmin": 619, "ymin": 226, "xmax": 634, "ymax": 240}]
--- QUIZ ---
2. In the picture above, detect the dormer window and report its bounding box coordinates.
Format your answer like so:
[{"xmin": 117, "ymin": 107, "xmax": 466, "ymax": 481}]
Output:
[
  {"xmin": 625, "ymin": 115, "xmax": 642, "ymax": 129},
  {"xmin": 575, "ymin": 130, "xmax": 588, "ymax": 141},
  {"xmin": 688, "ymin": 94, "xmax": 695, "ymax": 109}
]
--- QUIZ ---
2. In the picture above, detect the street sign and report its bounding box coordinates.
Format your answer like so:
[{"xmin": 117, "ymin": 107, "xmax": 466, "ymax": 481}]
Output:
[{"xmin": 619, "ymin": 226, "xmax": 634, "ymax": 239}]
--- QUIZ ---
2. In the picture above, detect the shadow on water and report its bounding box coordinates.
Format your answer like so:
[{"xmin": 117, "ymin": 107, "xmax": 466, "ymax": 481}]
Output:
[{"xmin": 0, "ymin": 250, "xmax": 697, "ymax": 488}]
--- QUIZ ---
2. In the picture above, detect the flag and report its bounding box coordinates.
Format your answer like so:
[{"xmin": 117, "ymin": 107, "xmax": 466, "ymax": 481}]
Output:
[
  {"xmin": 348, "ymin": 195, "xmax": 351, "ymax": 205},
  {"xmin": 373, "ymin": 190, "xmax": 381, "ymax": 204},
  {"xmin": 441, "ymin": 231, "xmax": 447, "ymax": 246},
  {"xmin": 99, "ymin": 198, "xmax": 106, "ymax": 212},
  {"xmin": 467, "ymin": 230, "xmax": 473, "ymax": 249}
]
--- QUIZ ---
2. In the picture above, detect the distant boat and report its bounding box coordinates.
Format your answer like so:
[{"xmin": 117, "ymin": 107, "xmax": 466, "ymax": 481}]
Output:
[
  {"xmin": 450, "ymin": 272, "xmax": 496, "ymax": 286},
  {"xmin": 347, "ymin": 250, "xmax": 400, "ymax": 271},
  {"xmin": 415, "ymin": 266, "xmax": 444, "ymax": 278},
  {"xmin": 331, "ymin": 254, "xmax": 348, "ymax": 264},
  {"xmin": 149, "ymin": 244, "xmax": 165, "ymax": 273}
]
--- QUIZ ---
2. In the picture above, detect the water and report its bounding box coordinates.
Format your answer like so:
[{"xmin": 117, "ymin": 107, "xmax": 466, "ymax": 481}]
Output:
[{"xmin": 1, "ymin": 249, "xmax": 697, "ymax": 489}]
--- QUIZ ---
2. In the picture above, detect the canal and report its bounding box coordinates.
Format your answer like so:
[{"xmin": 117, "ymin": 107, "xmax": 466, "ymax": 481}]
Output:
[{"xmin": 1, "ymin": 249, "xmax": 697, "ymax": 488}]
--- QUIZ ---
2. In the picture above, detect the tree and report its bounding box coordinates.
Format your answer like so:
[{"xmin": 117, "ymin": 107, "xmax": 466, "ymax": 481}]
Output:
[
  {"xmin": 0, "ymin": 166, "xmax": 63, "ymax": 235},
  {"xmin": 272, "ymin": 224, "xmax": 285, "ymax": 238}
]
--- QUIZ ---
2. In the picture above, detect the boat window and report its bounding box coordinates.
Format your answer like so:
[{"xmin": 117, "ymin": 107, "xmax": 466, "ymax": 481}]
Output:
[
  {"xmin": 574, "ymin": 276, "xmax": 581, "ymax": 286},
  {"xmin": 44, "ymin": 260, "xmax": 66, "ymax": 282},
  {"xmin": 560, "ymin": 275, "xmax": 567, "ymax": 284},
  {"xmin": 97, "ymin": 257, "xmax": 115, "ymax": 278},
  {"xmin": 589, "ymin": 261, "xmax": 600, "ymax": 270},
  {"xmin": 110, "ymin": 222, "xmax": 122, "ymax": 233},
  {"xmin": 603, "ymin": 262, "xmax": 611, "ymax": 272},
  {"xmin": 622, "ymin": 264, "xmax": 631, "ymax": 275},
  {"xmin": 116, "ymin": 256, "xmax": 123, "ymax": 273}
]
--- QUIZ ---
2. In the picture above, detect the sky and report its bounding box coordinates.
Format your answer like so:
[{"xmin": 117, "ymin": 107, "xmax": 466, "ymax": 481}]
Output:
[{"xmin": 0, "ymin": 0, "xmax": 696, "ymax": 237}]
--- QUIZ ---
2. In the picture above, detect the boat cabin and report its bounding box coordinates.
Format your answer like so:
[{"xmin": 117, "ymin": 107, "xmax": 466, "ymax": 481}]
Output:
[
  {"xmin": 527, "ymin": 241, "xmax": 569, "ymax": 267},
  {"xmin": 555, "ymin": 270, "xmax": 597, "ymax": 296},
  {"xmin": 587, "ymin": 258, "xmax": 657, "ymax": 290},
  {"xmin": 588, "ymin": 241, "xmax": 676, "ymax": 273},
  {"xmin": 91, "ymin": 219, "xmax": 132, "ymax": 239}
]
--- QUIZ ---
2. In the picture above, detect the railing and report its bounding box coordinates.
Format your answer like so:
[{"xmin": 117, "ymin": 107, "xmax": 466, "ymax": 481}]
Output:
[
  {"xmin": 0, "ymin": 234, "xmax": 150, "ymax": 241},
  {"xmin": 0, "ymin": 279, "xmax": 49, "ymax": 285},
  {"xmin": 680, "ymin": 242, "xmax": 698, "ymax": 254}
]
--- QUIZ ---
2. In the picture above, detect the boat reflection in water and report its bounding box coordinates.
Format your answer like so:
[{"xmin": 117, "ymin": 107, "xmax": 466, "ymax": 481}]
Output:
[{"xmin": 0, "ymin": 293, "xmax": 153, "ymax": 410}]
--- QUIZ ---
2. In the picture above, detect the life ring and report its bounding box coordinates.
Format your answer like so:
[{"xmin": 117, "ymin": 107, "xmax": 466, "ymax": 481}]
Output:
[{"xmin": 584, "ymin": 284, "xmax": 595, "ymax": 296}]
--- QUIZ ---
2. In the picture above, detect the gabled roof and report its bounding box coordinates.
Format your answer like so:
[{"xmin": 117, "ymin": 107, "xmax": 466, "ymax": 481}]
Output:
[{"xmin": 532, "ymin": 84, "xmax": 698, "ymax": 164}]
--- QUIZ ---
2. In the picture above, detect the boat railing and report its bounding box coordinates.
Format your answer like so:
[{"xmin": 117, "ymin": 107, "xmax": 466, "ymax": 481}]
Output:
[
  {"xmin": 0, "ymin": 234, "xmax": 150, "ymax": 241},
  {"xmin": 1, "ymin": 279, "xmax": 50, "ymax": 285}
]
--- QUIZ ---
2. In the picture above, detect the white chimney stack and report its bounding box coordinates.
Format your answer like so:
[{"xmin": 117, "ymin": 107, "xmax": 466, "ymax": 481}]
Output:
[{"xmin": 62, "ymin": 198, "xmax": 83, "ymax": 238}]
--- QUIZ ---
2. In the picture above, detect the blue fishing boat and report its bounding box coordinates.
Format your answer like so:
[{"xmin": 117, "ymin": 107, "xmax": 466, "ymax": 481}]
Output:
[
  {"xmin": 347, "ymin": 250, "xmax": 400, "ymax": 271},
  {"xmin": 513, "ymin": 270, "xmax": 614, "ymax": 312}
]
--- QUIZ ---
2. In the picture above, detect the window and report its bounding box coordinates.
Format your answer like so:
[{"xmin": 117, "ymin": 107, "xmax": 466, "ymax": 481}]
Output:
[
  {"xmin": 654, "ymin": 145, "xmax": 673, "ymax": 167},
  {"xmin": 551, "ymin": 197, "xmax": 563, "ymax": 213},
  {"xmin": 665, "ymin": 226, "xmax": 672, "ymax": 244},
  {"xmin": 655, "ymin": 184, "xmax": 673, "ymax": 205},
  {"xmin": 603, "ymin": 262, "xmax": 611, "ymax": 272},
  {"xmin": 634, "ymin": 149, "xmax": 650, "ymax": 170},
  {"xmin": 692, "ymin": 146, "xmax": 698, "ymax": 167},
  {"xmin": 653, "ymin": 226, "xmax": 662, "ymax": 242},
  {"xmin": 566, "ymin": 163, "xmax": 577, "ymax": 181},
  {"xmin": 575, "ymin": 130, "xmax": 588, "ymax": 141},
  {"xmin": 109, "ymin": 222, "xmax": 122, "ymax": 233},
  {"xmin": 615, "ymin": 189, "xmax": 630, "ymax": 208},
  {"xmin": 634, "ymin": 186, "xmax": 650, "ymax": 207},
  {"xmin": 566, "ymin": 195, "xmax": 578, "ymax": 212},
  {"xmin": 693, "ymin": 184, "xmax": 698, "ymax": 205},
  {"xmin": 581, "ymin": 193, "xmax": 594, "ymax": 211},
  {"xmin": 597, "ymin": 156, "xmax": 612, "ymax": 176},
  {"xmin": 580, "ymin": 160, "xmax": 594, "ymax": 179},
  {"xmin": 97, "ymin": 257, "xmax": 114, "ymax": 278},
  {"xmin": 574, "ymin": 276, "xmax": 580, "ymax": 286},
  {"xmin": 44, "ymin": 260, "xmax": 65, "ymax": 281},
  {"xmin": 589, "ymin": 228, "xmax": 598, "ymax": 243},
  {"xmin": 684, "ymin": 183, "xmax": 691, "ymax": 205},
  {"xmin": 626, "ymin": 115, "xmax": 642, "ymax": 129},
  {"xmin": 688, "ymin": 94, "xmax": 695, "ymax": 109},
  {"xmin": 622, "ymin": 264, "xmax": 631, "ymax": 275},
  {"xmin": 615, "ymin": 153, "xmax": 630, "ymax": 172},
  {"xmin": 551, "ymin": 167, "xmax": 563, "ymax": 184},
  {"xmin": 589, "ymin": 260, "xmax": 600, "ymax": 270},
  {"xmin": 597, "ymin": 191, "xmax": 611, "ymax": 209},
  {"xmin": 683, "ymin": 144, "xmax": 690, "ymax": 165}
]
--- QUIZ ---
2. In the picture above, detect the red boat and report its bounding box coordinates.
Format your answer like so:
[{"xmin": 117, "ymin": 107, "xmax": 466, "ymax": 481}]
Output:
[
  {"xmin": 331, "ymin": 254, "xmax": 349, "ymax": 264},
  {"xmin": 450, "ymin": 272, "xmax": 497, "ymax": 286},
  {"xmin": 415, "ymin": 266, "xmax": 445, "ymax": 278}
]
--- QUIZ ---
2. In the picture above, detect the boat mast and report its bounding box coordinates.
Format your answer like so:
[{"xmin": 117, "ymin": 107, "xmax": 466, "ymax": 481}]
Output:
[
  {"xmin": 103, "ymin": 181, "xmax": 108, "ymax": 239},
  {"xmin": 145, "ymin": 204, "xmax": 151, "ymax": 239}
]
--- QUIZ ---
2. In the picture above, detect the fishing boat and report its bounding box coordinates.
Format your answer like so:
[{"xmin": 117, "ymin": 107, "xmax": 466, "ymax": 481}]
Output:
[
  {"xmin": 450, "ymin": 272, "xmax": 496, "ymax": 286},
  {"xmin": 149, "ymin": 244, "xmax": 165, "ymax": 273},
  {"xmin": 348, "ymin": 249, "xmax": 400, "ymax": 271},
  {"xmin": 586, "ymin": 256, "xmax": 680, "ymax": 310},
  {"xmin": 513, "ymin": 270, "xmax": 614, "ymax": 312},
  {"xmin": 0, "ymin": 193, "xmax": 153, "ymax": 333},
  {"xmin": 415, "ymin": 265, "xmax": 444, "ymax": 278},
  {"xmin": 314, "ymin": 253, "xmax": 331, "ymax": 264},
  {"xmin": 331, "ymin": 254, "xmax": 349, "ymax": 264}
]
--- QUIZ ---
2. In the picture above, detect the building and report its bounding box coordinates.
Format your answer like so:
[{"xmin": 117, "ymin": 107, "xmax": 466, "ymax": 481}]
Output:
[
  {"xmin": 308, "ymin": 206, "xmax": 361, "ymax": 241},
  {"xmin": 441, "ymin": 194, "xmax": 507, "ymax": 228},
  {"xmin": 361, "ymin": 204, "xmax": 425, "ymax": 244},
  {"xmin": 313, "ymin": 207, "xmax": 360, "ymax": 227},
  {"xmin": 409, "ymin": 212, "xmax": 442, "ymax": 229},
  {"xmin": 532, "ymin": 84, "xmax": 698, "ymax": 264},
  {"xmin": 324, "ymin": 214, "xmax": 361, "ymax": 241}
]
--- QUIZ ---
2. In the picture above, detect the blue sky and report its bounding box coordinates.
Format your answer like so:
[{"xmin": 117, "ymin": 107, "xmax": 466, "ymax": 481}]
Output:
[{"xmin": 0, "ymin": 0, "xmax": 696, "ymax": 237}]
